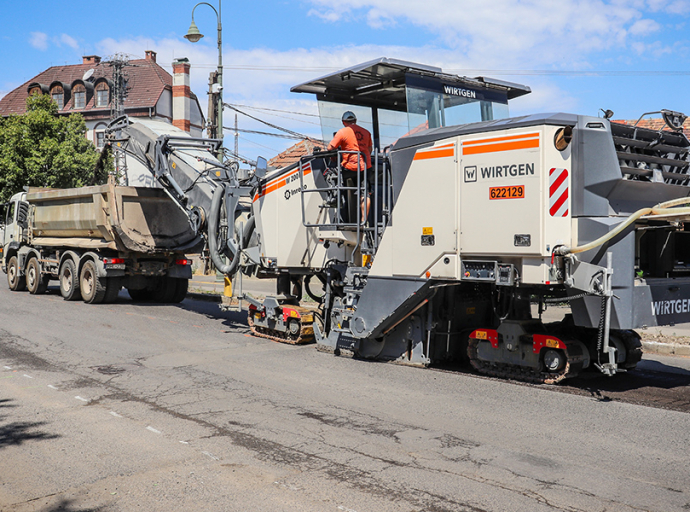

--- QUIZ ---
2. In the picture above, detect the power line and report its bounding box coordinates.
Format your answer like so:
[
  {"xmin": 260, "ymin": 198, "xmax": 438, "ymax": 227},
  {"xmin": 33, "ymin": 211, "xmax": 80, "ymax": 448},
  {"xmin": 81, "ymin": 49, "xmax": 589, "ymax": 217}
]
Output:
[
  {"xmin": 225, "ymin": 126, "xmax": 323, "ymax": 141},
  {"xmin": 161, "ymin": 63, "xmax": 690, "ymax": 77},
  {"xmin": 226, "ymin": 103, "xmax": 320, "ymax": 117},
  {"xmin": 224, "ymin": 103, "xmax": 313, "ymax": 141}
]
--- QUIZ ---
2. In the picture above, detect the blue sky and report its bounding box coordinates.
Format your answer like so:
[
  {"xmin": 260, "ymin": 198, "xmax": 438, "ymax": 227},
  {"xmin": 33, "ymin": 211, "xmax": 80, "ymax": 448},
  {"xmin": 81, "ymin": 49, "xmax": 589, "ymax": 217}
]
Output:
[{"xmin": 1, "ymin": 0, "xmax": 689, "ymax": 161}]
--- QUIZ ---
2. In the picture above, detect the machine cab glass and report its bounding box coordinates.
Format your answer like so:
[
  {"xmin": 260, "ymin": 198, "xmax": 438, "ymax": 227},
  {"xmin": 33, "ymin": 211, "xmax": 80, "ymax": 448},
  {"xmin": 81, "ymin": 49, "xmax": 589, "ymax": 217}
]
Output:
[{"xmin": 291, "ymin": 57, "xmax": 530, "ymax": 150}]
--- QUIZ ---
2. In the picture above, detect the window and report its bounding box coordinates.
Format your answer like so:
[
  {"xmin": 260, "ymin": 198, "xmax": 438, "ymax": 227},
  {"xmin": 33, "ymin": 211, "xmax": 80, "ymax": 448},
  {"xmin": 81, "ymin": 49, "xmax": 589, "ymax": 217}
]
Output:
[
  {"xmin": 51, "ymin": 86, "xmax": 64, "ymax": 110},
  {"xmin": 96, "ymin": 83, "xmax": 109, "ymax": 107},
  {"xmin": 96, "ymin": 131, "xmax": 105, "ymax": 148},
  {"xmin": 73, "ymin": 84, "xmax": 86, "ymax": 109},
  {"xmin": 7, "ymin": 202, "xmax": 15, "ymax": 226},
  {"xmin": 29, "ymin": 87, "xmax": 41, "ymax": 96},
  {"xmin": 405, "ymin": 86, "xmax": 509, "ymax": 131}
]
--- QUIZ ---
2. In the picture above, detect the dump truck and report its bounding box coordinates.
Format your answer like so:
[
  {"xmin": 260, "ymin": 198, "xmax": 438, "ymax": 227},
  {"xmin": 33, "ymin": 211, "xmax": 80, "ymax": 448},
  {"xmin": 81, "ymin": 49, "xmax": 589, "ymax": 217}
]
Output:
[{"xmin": 1, "ymin": 182, "xmax": 198, "ymax": 303}]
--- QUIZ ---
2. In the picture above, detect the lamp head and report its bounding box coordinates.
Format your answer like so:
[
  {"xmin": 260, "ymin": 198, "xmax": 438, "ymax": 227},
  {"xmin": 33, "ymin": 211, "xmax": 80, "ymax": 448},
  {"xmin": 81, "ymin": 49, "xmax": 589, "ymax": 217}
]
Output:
[{"xmin": 184, "ymin": 20, "xmax": 204, "ymax": 42}]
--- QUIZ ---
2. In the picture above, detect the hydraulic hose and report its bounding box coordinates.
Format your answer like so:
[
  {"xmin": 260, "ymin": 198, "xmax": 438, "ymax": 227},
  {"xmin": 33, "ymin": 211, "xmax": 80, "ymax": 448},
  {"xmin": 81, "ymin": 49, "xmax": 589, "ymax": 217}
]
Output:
[
  {"xmin": 208, "ymin": 184, "xmax": 240, "ymax": 276},
  {"xmin": 555, "ymin": 196, "xmax": 690, "ymax": 256}
]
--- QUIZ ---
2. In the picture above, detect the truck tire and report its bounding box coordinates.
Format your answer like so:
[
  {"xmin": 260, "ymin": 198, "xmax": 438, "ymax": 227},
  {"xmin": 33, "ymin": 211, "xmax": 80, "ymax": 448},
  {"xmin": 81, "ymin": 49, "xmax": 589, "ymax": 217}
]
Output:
[
  {"xmin": 170, "ymin": 278, "xmax": 188, "ymax": 303},
  {"xmin": 103, "ymin": 278, "xmax": 122, "ymax": 303},
  {"xmin": 7, "ymin": 256, "xmax": 26, "ymax": 291},
  {"xmin": 151, "ymin": 277, "xmax": 176, "ymax": 303},
  {"xmin": 80, "ymin": 260, "xmax": 107, "ymax": 304},
  {"xmin": 26, "ymin": 258, "xmax": 48, "ymax": 295},
  {"xmin": 59, "ymin": 259, "xmax": 80, "ymax": 301}
]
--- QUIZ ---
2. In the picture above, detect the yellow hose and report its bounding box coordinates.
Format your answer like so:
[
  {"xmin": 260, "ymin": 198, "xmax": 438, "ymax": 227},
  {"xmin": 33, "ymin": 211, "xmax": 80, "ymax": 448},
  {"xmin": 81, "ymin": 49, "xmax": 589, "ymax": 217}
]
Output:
[{"xmin": 556, "ymin": 197, "xmax": 690, "ymax": 256}]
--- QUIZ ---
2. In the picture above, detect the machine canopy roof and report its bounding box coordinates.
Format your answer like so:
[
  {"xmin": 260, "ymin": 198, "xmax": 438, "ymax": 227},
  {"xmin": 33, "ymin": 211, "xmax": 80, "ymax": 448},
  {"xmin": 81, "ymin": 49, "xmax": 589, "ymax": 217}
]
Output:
[{"xmin": 290, "ymin": 57, "xmax": 531, "ymax": 112}]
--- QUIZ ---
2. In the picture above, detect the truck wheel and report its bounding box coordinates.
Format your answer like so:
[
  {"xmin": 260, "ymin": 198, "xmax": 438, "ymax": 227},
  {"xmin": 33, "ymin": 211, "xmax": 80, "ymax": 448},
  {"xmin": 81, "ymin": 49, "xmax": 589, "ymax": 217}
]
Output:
[
  {"xmin": 151, "ymin": 277, "xmax": 176, "ymax": 303},
  {"xmin": 7, "ymin": 256, "xmax": 26, "ymax": 291},
  {"xmin": 26, "ymin": 258, "xmax": 48, "ymax": 295},
  {"xmin": 103, "ymin": 278, "xmax": 122, "ymax": 303},
  {"xmin": 80, "ymin": 260, "xmax": 107, "ymax": 304},
  {"xmin": 59, "ymin": 259, "xmax": 80, "ymax": 301},
  {"xmin": 170, "ymin": 278, "xmax": 188, "ymax": 303}
]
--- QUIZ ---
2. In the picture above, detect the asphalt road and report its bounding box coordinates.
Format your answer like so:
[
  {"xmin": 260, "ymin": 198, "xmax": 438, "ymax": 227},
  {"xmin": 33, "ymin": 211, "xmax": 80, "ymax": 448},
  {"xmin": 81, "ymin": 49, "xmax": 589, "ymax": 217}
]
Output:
[{"xmin": 1, "ymin": 284, "xmax": 689, "ymax": 512}]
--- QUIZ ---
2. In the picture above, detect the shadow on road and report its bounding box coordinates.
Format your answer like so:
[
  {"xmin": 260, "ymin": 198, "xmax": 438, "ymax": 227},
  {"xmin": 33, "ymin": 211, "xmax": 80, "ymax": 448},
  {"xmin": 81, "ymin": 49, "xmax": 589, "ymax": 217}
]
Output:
[
  {"xmin": 0, "ymin": 398, "xmax": 60, "ymax": 449},
  {"xmin": 0, "ymin": 420, "xmax": 60, "ymax": 449},
  {"xmin": 37, "ymin": 498, "xmax": 109, "ymax": 512}
]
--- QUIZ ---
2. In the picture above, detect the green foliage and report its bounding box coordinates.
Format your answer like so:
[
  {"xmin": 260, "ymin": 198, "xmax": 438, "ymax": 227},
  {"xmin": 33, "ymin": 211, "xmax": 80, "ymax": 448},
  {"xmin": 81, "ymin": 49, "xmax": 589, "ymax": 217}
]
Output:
[{"xmin": 0, "ymin": 94, "xmax": 109, "ymax": 202}]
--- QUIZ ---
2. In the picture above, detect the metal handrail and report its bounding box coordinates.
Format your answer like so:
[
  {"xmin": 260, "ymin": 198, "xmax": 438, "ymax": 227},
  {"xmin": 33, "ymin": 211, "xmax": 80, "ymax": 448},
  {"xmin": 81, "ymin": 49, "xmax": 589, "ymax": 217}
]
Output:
[{"xmin": 298, "ymin": 150, "xmax": 393, "ymax": 258}]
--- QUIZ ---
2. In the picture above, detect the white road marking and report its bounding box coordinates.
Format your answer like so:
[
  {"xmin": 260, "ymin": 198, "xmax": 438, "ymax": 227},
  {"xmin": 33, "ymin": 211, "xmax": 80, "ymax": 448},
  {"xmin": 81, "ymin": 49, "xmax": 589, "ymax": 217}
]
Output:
[
  {"xmin": 75, "ymin": 396, "xmax": 88, "ymax": 402},
  {"xmin": 48, "ymin": 385, "xmax": 58, "ymax": 390},
  {"xmin": 146, "ymin": 426, "xmax": 161, "ymax": 434},
  {"xmin": 179, "ymin": 441, "xmax": 189, "ymax": 445},
  {"xmin": 109, "ymin": 411, "xmax": 123, "ymax": 418},
  {"xmin": 23, "ymin": 374, "xmax": 33, "ymax": 379},
  {"xmin": 202, "ymin": 451, "xmax": 219, "ymax": 461}
]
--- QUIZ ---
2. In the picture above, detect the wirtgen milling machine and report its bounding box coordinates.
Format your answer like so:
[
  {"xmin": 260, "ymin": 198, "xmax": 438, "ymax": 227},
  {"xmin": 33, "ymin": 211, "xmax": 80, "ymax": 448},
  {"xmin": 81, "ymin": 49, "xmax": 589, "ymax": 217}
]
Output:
[{"xmin": 115, "ymin": 58, "xmax": 690, "ymax": 384}]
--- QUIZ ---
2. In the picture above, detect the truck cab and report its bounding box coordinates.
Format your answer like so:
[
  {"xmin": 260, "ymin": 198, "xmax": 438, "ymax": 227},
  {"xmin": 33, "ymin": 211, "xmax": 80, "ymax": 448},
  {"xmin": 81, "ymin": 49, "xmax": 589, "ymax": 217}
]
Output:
[{"xmin": 1, "ymin": 192, "xmax": 28, "ymax": 272}]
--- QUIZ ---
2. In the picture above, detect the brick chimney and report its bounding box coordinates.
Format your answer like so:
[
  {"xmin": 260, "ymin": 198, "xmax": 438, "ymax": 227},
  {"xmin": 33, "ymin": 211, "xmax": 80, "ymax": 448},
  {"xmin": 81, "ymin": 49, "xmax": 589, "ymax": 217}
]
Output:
[
  {"xmin": 172, "ymin": 58, "xmax": 192, "ymax": 133},
  {"xmin": 82, "ymin": 55, "xmax": 101, "ymax": 65},
  {"xmin": 145, "ymin": 50, "xmax": 157, "ymax": 63}
]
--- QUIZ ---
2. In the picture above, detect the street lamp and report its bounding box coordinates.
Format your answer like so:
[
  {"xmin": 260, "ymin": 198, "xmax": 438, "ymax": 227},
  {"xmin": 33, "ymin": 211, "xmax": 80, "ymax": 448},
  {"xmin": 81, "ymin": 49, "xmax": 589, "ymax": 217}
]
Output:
[{"xmin": 185, "ymin": 1, "xmax": 223, "ymax": 161}]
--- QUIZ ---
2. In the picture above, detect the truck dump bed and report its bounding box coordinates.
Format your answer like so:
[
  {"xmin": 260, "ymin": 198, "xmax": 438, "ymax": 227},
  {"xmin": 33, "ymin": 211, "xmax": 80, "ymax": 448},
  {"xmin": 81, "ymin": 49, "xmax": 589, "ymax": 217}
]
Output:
[{"xmin": 27, "ymin": 183, "xmax": 199, "ymax": 253}]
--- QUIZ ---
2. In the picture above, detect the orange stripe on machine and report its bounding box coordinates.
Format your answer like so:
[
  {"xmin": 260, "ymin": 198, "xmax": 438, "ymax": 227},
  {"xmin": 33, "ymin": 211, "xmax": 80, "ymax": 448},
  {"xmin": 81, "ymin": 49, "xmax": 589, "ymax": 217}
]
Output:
[
  {"xmin": 413, "ymin": 143, "xmax": 455, "ymax": 161},
  {"xmin": 462, "ymin": 133, "xmax": 540, "ymax": 155},
  {"xmin": 254, "ymin": 163, "xmax": 312, "ymax": 202}
]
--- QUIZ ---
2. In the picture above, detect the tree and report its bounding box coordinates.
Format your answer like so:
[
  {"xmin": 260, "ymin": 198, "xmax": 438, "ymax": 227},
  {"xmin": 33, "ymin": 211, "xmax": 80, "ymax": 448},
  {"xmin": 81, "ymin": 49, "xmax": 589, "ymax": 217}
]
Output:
[{"xmin": 0, "ymin": 94, "xmax": 108, "ymax": 202}]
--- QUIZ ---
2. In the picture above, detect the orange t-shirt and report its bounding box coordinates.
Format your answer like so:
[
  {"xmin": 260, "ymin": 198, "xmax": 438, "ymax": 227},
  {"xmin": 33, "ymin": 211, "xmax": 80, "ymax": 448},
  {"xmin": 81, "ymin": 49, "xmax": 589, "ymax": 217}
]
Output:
[{"xmin": 328, "ymin": 124, "xmax": 372, "ymax": 171}]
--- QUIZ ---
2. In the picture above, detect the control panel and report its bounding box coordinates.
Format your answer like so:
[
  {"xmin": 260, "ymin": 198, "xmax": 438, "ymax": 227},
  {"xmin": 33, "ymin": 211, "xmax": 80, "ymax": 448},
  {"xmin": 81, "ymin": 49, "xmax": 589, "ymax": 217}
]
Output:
[
  {"xmin": 461, "ymin": 261, "xmax": 496, "ymax": 281},
  {"xmin": 461, "ymin": 261, "xmax": 515, "ymax": 286}
]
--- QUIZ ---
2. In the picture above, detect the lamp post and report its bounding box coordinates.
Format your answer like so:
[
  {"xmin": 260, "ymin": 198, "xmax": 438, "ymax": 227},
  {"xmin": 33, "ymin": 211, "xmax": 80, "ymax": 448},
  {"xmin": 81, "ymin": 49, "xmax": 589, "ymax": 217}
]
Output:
[{"xmin": 185, "ymin": 1, "xmax": 223, "ymax": 161}]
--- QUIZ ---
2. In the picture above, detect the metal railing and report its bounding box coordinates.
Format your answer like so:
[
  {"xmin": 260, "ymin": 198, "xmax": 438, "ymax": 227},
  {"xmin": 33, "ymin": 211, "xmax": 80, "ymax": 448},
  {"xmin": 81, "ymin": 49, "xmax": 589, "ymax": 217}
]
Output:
[{"xmin": 298, "ymin": 150, "xmax": 392, "ymax": 258}]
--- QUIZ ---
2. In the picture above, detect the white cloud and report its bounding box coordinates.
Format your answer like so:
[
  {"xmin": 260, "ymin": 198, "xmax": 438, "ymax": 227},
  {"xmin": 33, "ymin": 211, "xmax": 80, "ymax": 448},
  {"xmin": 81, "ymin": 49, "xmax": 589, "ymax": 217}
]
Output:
[
  {"xmin": 60, "ymin": 34, "xmax": 79, "ymax": 50},
  {"xmin": 303, "ymin": 0, "xmax": 683, "ymax": 69},
  {"xmin": 29, "ymin": 32, "xmax": 48, "ymax": 51},
  {"xmin": 629, "ymin": 18, "xmax": 661, "ymax": 34},
  {"xmin": 28, "ymin": 31, "xmax": 80, "ymax": 51}
]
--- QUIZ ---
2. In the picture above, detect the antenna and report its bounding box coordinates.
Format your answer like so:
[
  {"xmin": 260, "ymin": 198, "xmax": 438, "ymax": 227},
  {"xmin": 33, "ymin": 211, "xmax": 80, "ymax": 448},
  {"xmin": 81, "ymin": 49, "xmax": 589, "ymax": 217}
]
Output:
[
  {"xmin": 82, "ymin": 68, "xmax": 94, "ymax": 81},
  {"xmin": 105, "ymin": 53, "xmax": 132, "ymax": 185}
]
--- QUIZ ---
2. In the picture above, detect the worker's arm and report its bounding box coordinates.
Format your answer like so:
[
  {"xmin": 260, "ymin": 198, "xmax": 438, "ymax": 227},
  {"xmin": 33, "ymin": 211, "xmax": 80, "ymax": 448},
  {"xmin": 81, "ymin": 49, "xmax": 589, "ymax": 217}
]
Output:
[{"xmin": 327, "ymin": 129, "xmax": 343, "ymax": 151}]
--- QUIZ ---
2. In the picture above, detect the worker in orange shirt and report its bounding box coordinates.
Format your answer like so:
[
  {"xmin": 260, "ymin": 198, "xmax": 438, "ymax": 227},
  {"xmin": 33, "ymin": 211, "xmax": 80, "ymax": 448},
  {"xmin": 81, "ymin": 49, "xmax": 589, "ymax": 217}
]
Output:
[{"xmin": 327, "ymin": 111, "xmax": 372, "ymax": 223}]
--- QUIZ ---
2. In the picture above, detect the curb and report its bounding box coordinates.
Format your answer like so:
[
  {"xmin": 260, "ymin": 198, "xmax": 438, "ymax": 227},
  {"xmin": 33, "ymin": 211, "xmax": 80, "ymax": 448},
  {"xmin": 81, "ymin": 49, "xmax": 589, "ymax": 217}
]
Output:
[
  {"xmin": 641, "ymin": 341, "xmax": 690, "ymax": 357},
  {"xmin": 186, "ymin": 291, "xmax": 222, "ymax": 303}
]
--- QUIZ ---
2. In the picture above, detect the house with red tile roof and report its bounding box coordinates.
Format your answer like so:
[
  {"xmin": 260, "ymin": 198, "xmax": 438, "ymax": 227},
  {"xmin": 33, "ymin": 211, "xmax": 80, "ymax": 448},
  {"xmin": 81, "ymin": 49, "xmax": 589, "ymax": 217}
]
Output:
[
  {"xmin": 611, "ymin": 117, "xmax": 690, "ymax": 137},
  {"xmin": 268, "ymin": 138, "xmax": 326, "ymax": 168},
  {"xmin": 0, "ymin": 51, "xmax": 205, "ymax": 150}
]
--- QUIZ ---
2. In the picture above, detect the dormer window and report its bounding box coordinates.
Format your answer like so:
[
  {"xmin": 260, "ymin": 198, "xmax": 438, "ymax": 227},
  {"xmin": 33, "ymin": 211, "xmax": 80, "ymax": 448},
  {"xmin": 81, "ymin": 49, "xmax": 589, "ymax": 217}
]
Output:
[
  {"xmin": 51, "ymin": 85, "xmax": 64, "ymax": 109},
  {"xmin": 73, "ymin": 84, "xmax": 86, "ymax": 109},
  {"xmin": 95, "ymin": 82, "xmax": 109, "ymax": 108}
]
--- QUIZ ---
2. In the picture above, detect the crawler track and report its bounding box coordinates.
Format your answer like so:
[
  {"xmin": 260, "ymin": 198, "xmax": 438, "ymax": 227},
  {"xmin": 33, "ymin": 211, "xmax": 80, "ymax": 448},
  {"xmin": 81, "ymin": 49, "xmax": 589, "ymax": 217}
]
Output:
[
  {"xmin": 467, "ymin": 337, "xmax": 582, "ymax": 384},
  {"xmin": 247, "ymin": 308, "xmax": 314, "ymax": 345}
]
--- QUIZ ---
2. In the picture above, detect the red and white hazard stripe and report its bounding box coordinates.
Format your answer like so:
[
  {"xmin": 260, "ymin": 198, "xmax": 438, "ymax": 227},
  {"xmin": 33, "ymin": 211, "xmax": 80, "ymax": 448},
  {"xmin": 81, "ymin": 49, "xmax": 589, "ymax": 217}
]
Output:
[{"xmin": 549, "ymin": 167, "xmax": 569, "ymax": 217}]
